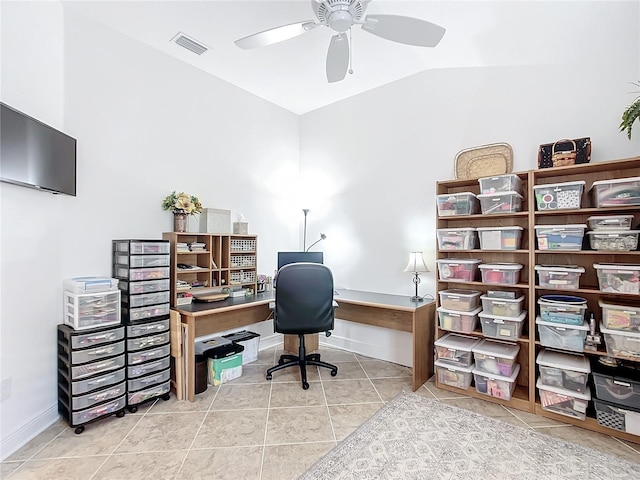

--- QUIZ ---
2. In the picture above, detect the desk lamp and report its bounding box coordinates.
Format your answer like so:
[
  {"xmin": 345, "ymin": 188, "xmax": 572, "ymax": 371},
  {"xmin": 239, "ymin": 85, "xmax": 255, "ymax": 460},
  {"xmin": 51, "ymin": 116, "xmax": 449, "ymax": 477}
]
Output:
[
  {"xmin": 404, "ymin": 252, "xmax": 429, "ymax": 302},
  {"xmin": 306, "ymin": 233, "xmax": 326, "ymax": 252}
]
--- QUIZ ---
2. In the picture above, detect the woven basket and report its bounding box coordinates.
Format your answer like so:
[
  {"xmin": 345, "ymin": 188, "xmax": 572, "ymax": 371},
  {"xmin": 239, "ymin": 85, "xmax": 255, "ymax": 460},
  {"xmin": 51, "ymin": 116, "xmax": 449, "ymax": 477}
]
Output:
[
  {"xmin": 454, "ymin": 143, "xmax": 514, "ymax": 179},
  {"xmin": 551, "ymin": 139, "xmax": 577, "ymax": 167}
]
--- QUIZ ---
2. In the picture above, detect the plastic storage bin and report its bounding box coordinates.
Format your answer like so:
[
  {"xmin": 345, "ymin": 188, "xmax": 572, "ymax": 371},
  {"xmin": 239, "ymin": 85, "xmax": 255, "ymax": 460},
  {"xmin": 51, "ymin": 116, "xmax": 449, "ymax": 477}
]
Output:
[
  {"xmin": 600, "ymin": 323, "xmax": 640, "ymax": 361},
  {"xmin": 599, "ymin": 301, "xmax": 640, "ymax": 332},
  {"xmin": 436, "ymin": 228, "xmax": 478, "ymax": 250},
  {"xmin": 478, "ymin": 174, "xmax": 523, "ymax": 195},
  {"xmin": 536, "ymin": 349, "xmax": 590, "ymax": 393},
  {"xmin": 436, "ymin": 192, "xmax": 479, "ymax": 216},
  {"xmin": 538, "ymin": 295, "xmax": 587, "ymax": 326},
  {"xmin": 478, "ymin": 263, "xmax": 523, "ymax": 285},
  {"xmin": 592, "ymin": 371, "xmax": 640, "ymax": 409},
  {"xmin": 436, "ymin": 258, "xmax": 481, "ymax": 282},
  {"xmin": 64, "ymin": 277, "xmax": 119, "ymax": 294},
  {"xmin": 590, "ymin": 176, "xmax": 640, "ymax": 207},
  {"xmin": 535, "ymin": 265, "xmax": 585, "ymax": 290},
  {"xmin": 437, "ymin": 306, "xmax": 482, "ymax": 333},
  {"xmin": 439, "ymin": 289, "xmax": 481, "ymax": 312},
  {"xmin": 534, "ymin": 224, "xmax": 587, "ymax": 251},
  {"xmin": 537, "ymin": 379, "xmax": 591, "ymax": 420},
  {"xmin": 587, "ymin": 230, "xmax": 639, "ymax": 251},
  {"xmin": 536, "ymin": 317, "xmax": 588, "ymax": 352},
  {"xmin": 119, "ymin": 279, "xmax": 170, "ymax": 295},
  {"xmin": 205, "ymin": 343, "xmax": 245, "ymax": 385},
  {"xmin": 594, "ymin": 398, "xmax": 640, "ymax": 435},
  {"xmin": 477, "ymin": 191, "xmax": 523, "ymax": 215},
  {"xmin": 113, "ymin": 254, "xmax": 170, "ymax": 268},
  {"xmin": 480, "ymin": 294, "xmax": 525, "ymax": 317},
  {"xmin": 533, "ymin": 181, "xmax": 585, "ymax": 210},
  {"xmin": 64, "ymin": 291, "xmax": 121, "ymax": 330},
  {"xmin": 434, "ymin": 333, "xmax": 480, "ymax": 367},
  {"xmin": 594, "ymin": 263, "xmax": 640, "ymax": 294},
  {"xmin": 222, "ymin": 330, "xmax": 261, "ymax": 364},
  {"xmin": 113, "ymin": 240, "xmax": 170, "ymax": 255},
  {"xmin": 114, "ymin": 266, "xmax": 170, "ymax": 281},
  {"xmin": 472, "ymin": 364, "xmax": 520, "ymax": 400},
  {"xmin": 434, "ymin": 359, "xmax": 474, "ymax": 389},
  {"xmin": 587, "ymin": 215, "xmax": 634, "ymax": 231},
  {"xmin": 478, "ymin": 311, "xmax": 527, "ymax": 341},
  {"xmin": 472, "ymin": 338, "xmax": 520, "ymax": 376},
  {"xmin": 476, "ymin": 226, "xmax": 524, "ymax": 250}
]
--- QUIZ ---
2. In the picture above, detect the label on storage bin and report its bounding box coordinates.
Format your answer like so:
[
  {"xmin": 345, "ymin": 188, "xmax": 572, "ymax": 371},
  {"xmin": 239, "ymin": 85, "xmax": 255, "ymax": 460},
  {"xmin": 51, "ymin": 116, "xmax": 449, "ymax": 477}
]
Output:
[{"xmin": 574, "ymin": 400, "xmax": 587, "ymax": 413}]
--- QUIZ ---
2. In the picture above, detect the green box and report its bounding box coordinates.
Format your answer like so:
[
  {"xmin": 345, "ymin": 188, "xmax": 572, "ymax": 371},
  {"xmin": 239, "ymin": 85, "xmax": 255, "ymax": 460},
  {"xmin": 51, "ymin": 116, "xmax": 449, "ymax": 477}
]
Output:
[{"xmin": 205, "ymin": 344, "xmax": 244, "ymax": 385}]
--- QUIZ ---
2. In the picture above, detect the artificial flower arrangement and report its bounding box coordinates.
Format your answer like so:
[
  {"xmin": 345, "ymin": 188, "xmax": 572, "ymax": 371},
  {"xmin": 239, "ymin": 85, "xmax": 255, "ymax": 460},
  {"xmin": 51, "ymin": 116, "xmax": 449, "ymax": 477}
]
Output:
[{"xmin": 161, "ymin": 191, "xmax": 203, "ymax": 215}]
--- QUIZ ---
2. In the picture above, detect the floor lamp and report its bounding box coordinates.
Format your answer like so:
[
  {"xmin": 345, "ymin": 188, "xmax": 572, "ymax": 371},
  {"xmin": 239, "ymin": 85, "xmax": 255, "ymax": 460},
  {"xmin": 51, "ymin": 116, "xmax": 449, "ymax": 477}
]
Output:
[{"xmin": 404, "ymin": 252, "xmax": 429, "ymax": 302}]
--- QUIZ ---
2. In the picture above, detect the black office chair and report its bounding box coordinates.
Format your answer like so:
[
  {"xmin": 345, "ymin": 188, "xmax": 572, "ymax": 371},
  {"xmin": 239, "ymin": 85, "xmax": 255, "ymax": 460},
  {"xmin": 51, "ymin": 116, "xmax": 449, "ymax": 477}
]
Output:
[{"xmin": 266, "ymin": 262, "xmax": 338, "ymax": 389}]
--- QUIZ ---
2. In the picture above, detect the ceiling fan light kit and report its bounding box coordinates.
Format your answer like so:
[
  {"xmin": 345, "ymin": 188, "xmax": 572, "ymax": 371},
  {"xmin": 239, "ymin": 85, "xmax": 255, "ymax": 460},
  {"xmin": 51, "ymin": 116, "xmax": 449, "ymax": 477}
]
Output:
[{"xmin": 234, "ymin": 0, "xmax": 446, "ymax": 83}]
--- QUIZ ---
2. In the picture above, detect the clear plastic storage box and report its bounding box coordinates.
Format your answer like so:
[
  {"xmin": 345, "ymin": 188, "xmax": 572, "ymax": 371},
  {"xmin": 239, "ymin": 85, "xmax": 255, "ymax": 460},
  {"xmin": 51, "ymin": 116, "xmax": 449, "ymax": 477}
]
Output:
[
  {"xmin": 535, "ymin": 265, "xmax": 585, "ymax": 290},
  {"xmin": 587, "ymin": 230, "xmax": 639, "ymax": 251},
  {"xmin": 533, "ymin": 181, "xmax": 585, "ymax": 210},
  {"xmin": 64, "ymin": 277, "xmax": 119, "ymax": 294},
  {"xmin": 434, "ymin": 333, "xmax": 481, "ymax": 367},
  {"xmin": 434, "ymin": 359, "xmax": 474, "ymax": 389},
  {"xmin": 64, "ymin": 291, "xmax": 121, "ymax": 330},
  {"xmin": 590, "ymin": 176, "xmax": 640, "ymax": 207},
  {"xmin": 599, "ymin": 301, "xmax": 640, "ymax": 332},
  {"xmin": 113, "ymin": 254, "xmax": 170, "ymax": 268},
  {"xmin": 594, "ymin": 263, "xmax": 640, "ymax": 294},
  {"xmin": 436, "ymin": 258, "xmax": 481, "ymax": 282},
  {"xmin": 536, "ymin": 317, "xmax": 588, "ymax": 352},
  {"xmin": 537, "ymin": 295, "xmax": 587, "ymax": 326},
  {"xmin": 472, "ymin": 338, "xmax": 520, "ymax": 377},
  {"xmin": 537, "ymin": 379, "xmax": 591, "ymax": 420},
  {"xmin": 476, "ymin": 226, "xmax": 524, "ymax": 250},
  {"xmin": 478, "ymin": 174, "xmax": 523, "ymax": 195},
  {"xmin": 114, "ymin": 266, "xmax": 170, "ymax": 281},
  {"xmin": 599, "ymin": 323, "xmax": 640, "ymax": 361},
  {"xmin": 477, "ymin": 191, "xmax": 523, "ymax": 215},
  {"xmin": 478, "ymin": 263, "xmax": 523, "ymax": 285},
  {"xmin": 119, "ymin": 279, "xmax": 170, "ymax": 295},
  {"xmin": 536, "ymin": 349, "xmax": 591, "ymax": 393},
  {"xmin": 587, "ymin": 215, "xmax": 634, "ymax": 231},
  {"xmin": 113, "ymin": 240, "xmax": 170, "ymax": 255},
  {"xmin": 436, "ymin": 192, "xmax": 480, "ymax": 216},
  {"xmin": 478, "ymin": 311, "xmax": 527, "ymax": 341},
  {"xmin": 437, "ymin": 306, "xmax": 482, "ymax": 333},
  {"xmin": 534, "ymin": 224, "xmax": 587, "ymax": 251},
  {"xmin": 480, "ymin": 294, "xmax": 525, "ymax": 317},
  {"xmin": 472, "ymin": 364, "xmax": 520, "ymax": 400},
  {"xmin": 438, "ymin": 289, "xmax": 481, "ymax": 311},
  {"xmin": 436, "ymin": 228, "xmax": 478, "ymax": 250}
]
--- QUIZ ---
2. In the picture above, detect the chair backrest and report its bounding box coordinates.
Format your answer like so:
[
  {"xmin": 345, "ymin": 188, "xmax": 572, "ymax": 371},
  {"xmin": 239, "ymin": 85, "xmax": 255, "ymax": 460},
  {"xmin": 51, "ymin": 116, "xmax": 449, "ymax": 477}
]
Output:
[{"xmin": 274, "ymin": 262, "xmax": 334, "ymax": 335}]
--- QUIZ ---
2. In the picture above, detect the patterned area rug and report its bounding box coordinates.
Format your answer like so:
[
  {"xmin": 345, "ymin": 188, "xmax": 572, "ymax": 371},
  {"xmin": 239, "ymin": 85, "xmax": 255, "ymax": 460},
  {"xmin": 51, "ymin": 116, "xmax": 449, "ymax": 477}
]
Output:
[{"xmin": 300, "ymin": 391, "xmax": 639, "ymax": 480}]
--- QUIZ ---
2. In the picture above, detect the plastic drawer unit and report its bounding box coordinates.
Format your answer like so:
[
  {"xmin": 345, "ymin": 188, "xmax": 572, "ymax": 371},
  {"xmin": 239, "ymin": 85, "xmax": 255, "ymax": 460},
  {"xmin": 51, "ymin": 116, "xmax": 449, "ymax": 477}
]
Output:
[
  {"xmin": 113, "ymin": 254, "xmax": 170, "ymax": 268},
  {"xmin": 594, "ymin": 399, "xmax": 640, "ymax": 436},
  {"xmin": 121, "ymin": 290, "xmax": 170, "ymax": 309},
  {"xmin": 64, "ymin": 290, "xmax": 121, "ymax": 331},
  {"xmin": 478, "ymin": 311, "xmax": 527, "ymax": 341},
  {"xmin": 472, "ymin": 338, "xmax": 520, "ymax": 377},
  {"xmin": 434, "ymin": 360, "xmax": 474, "ymax": 389},
  {"xmin": 534, "ymin": 225, "xmax": 587, "ymax": 251},
  {"xmin": 477, "ymin": 191, "xmax": 523, "ymax": 215},
  {"xmin": 437, "ymin": 306, "xmax": 482, "ymax": 333},
  {"xmin": 537, "ymin": 379, "xmax": 591, "ymax": 420},
  {"xmin": 478, "ymin": 174, "xmax": 523, "ymax": 195},
  {"xmin": 472, "ymin": 364, "xmax": 520, "ymax": 400},
  {"xmin": 480, "ymin": 294, "xmax": 524, "ymax": 318},
  {"xmin": 436, "ymin": 228, "xmax": 478, "ymax": 251},
  {"xmin": 535, "ymin": 265, "xmax": 584, "ymax": 290},
  {"xmin": 590, "ymin": 176, "xmax": 640, "ymax": 207},
  {"xmin": 436, "ymin": 258, "xmax": 481, "ymax": 282},
  {"xmin": 536, "ymin": 349, "xmax": 591, "ymax": 393},
  {"xmin": 599, "ymin": 301, "xmax": 640, "ymax": 332},
  {"xmin": 538, "ymin": 295, "xmax": 587, "ymax": 326},
  {"xmin": 594, "ymin": 264, "xmax": 640, "ymax": 295},
  {"xmin": 599, "ymin": 323, "xmax": 640, "ymax": 361},
  {"xmin": 113, "ymin": 240, "xmax": 171, "ymax": 255},
  {"xmin": 438, "ymin": 289, "xmax": 481, "ymax": 312},
  {"xmin": 119, "ymin": 279, "xmax": 171, "ymax": 295},
  {"xmin": 434, "ymin": 333, "xmax": 480, "ymax": 367},
  {"xmin": 436, "ymin": 192, "xmax": 479, "ymax": 216},
  {"xmin": 587, "ymin": 215, "xmax": 634, "ymax": 231},
  {"xmin": 476, "ymin": 226, "xmax": 524, "ymax": 250},
  {"xmin": 478, "ymin": 263, "xmax": 523, "ymax": 285},
  {"xmin": 592, "ymin": 370, "xmax": 640, "ymax": 410},
  {"xmin": 533, "ymin": 181, "xmax": 585, "ymax": 210},
  {"xmin": 536, "ymin": 317, "xmax": 588, "ymax": 352}
]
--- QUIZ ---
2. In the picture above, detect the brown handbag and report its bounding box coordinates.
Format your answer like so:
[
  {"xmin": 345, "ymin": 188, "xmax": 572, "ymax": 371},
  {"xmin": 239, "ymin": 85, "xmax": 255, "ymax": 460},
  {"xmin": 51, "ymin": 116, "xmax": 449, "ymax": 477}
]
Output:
[{"xmin": 551, "ymin": 139, "xmax": 577, "ymax": 167}]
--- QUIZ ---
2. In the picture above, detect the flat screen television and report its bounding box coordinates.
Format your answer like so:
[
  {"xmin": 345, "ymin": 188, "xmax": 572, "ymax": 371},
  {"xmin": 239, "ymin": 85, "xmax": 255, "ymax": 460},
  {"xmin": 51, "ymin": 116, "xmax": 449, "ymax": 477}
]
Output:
[
  {"xmin": 277, "ymin": 251, "xmax": 324, "ymax": 270},
  {"xmin": 0, "ymin": 102, "xmax": 77, "ymax": 196}
]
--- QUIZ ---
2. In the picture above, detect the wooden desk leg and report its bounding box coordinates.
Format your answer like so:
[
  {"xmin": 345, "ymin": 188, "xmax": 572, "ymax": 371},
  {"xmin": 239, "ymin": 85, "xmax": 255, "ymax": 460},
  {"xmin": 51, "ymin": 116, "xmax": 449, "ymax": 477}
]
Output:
[
  {"xmin": 283, "ymin": 333, "xmax": 319, "ymax": 353},
  {"xmin": 412, "ymin": 303, "xmax": 435, "ymax": 391},
  {"xmin": 184, "ymin": 318, "xmax": 196, "ymax": 402}
]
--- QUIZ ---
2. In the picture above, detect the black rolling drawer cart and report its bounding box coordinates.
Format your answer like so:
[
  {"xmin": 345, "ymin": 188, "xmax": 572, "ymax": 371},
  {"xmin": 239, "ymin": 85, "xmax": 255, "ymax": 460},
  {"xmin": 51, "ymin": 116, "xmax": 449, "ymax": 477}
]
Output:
[
  {"xmin": 57, "ymin": 324, "xmax": 127, "ymax": 434},
  {"xmin": 113, "ymin": 239, "xmax": 172, "ymax": 412}
]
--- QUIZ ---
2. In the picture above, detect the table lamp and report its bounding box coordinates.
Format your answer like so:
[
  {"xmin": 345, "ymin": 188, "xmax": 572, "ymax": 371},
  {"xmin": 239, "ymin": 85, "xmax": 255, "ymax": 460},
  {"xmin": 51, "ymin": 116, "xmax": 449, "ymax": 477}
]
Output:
[{"xmin": 404, "ymin": 252, "xmax": 429, "ymax": 302}]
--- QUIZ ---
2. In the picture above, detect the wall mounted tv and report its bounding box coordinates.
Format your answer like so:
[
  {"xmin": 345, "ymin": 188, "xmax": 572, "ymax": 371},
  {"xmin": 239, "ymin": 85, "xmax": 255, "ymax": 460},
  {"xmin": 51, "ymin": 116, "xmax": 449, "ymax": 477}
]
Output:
[{"xmin": 0, "ymin": 102, "xmax": 77, "ymax": 196}]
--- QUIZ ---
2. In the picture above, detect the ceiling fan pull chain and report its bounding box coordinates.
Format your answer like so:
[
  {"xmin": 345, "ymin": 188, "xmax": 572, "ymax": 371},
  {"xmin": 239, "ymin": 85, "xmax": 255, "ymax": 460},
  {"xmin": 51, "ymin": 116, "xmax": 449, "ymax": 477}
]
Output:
[{"xmin": 348, "ymin": 27, "xmax": 354, "ymax": 74}]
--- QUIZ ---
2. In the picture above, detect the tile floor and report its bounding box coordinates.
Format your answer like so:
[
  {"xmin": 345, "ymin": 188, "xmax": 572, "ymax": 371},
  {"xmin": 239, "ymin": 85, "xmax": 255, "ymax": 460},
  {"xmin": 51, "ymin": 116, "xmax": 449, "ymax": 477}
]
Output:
[{"xmin": 2, "ymin": 346, "xmax": 640, "ymax": 480}]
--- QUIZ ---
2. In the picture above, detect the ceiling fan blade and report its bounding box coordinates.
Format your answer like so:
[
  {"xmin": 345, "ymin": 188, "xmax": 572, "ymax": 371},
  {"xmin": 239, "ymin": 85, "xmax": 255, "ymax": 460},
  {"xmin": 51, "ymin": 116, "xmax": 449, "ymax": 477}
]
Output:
[
  {"xmin": 326, "ymin": 33, "xmax": 349, "ymax": 83},
  {"xmin": 235, "ymin": 21, "xmax": 318, "ymax": 49},
  {"xmin": 361, "ymin": 14, "xmax": 445, "ymax": 47}
]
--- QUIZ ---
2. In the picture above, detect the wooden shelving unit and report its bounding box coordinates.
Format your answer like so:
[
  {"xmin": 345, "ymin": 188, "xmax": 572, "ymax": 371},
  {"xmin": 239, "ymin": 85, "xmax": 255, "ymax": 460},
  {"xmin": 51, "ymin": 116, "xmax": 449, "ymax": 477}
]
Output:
[{"xmin": 435, "ymin": 156, "xmax": 640, "ymax": 442}]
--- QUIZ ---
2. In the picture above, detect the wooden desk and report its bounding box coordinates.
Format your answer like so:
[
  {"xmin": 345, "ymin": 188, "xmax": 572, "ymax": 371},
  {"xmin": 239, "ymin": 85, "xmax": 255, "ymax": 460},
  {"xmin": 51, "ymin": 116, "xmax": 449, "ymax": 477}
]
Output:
[{"xmin": 171, "ymin": 289, "xmax": 435, "ymax": 401}]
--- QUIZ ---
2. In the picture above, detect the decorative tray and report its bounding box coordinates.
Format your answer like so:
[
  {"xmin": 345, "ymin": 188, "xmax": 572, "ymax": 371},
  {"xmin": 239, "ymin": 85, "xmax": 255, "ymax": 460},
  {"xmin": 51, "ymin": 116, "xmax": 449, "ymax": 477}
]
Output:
[{"xmin": 454, "ymin": 143, "xmax": 514, "ymax": 179}]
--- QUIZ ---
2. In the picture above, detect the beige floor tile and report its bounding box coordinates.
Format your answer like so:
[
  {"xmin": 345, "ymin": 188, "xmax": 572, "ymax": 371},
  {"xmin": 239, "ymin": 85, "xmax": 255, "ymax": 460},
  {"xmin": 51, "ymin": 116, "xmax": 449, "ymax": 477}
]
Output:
[
  {"xmin": 269, "ymin": 381, "xmax": 326, "ymax": 408},
  {"xmin": 4, "ymin": 418, "xmax": 67, "ymax": 461},
  {"xmin": 178, "ymin": 446, "xmax": 263, "ymax": 480},
  {"xmin": 5, "ymin": 456, "xmax": 106, "ymax": 480},
  {"xmin": 323, "ymin": 378, "xmax": 382, "ymax": 405},
  {"xmin": 1, "ymin": 461, "xmax": 23, "ymax": 478},
  {"xmin": 267, "ymin": 359, "xmax": 321, "ymax": 383},
  {"xmin": 231, "ymin": 364, "xmax": 271, "ymax": 384},
  {"xmin": 92, "ymin": 450, "xmax": 186, "ymax": 480},
  {"xmin": 371, "ymin": 377, "xmax": 414, "ymax": 401},
  {"xmin": 210, "ymin": 383, "xmax": 271, "ymax": 410},
  {"xmin": 115, "ymin": 412, "xmax": 205, "ymax": 453},
  {"xmin": 261, "ymin": 442, "xmax": 335, "ymax": 480},
  {"xmin": 254, "ymin": 347, "xmax": 277, "ymax": 365},
  {"xmin": 424, "ymin": 382, "xmax": 473, "ymax": 400},
  {"xmin": 328, "ymin": 403, "xmax": 383, "ymax": 441},
  {"xmin": 33, "ymin": 415, "xmax": 140, "ymax": 459},
  {"xmin": 318, "ymin": 361, "xmax": 366, "ymax": 381},
  {"xmin": 315, "ymin": 348, "xmax": 359, "ymax": 363},
  {"xmin": 440, "ymin": 397, "xmax": 513, "ymax": 418},
  {"xmin": 194, "ymin": 409, "xmax": 268, "ymax": 447},
  {"xmin": 266, "ymin": 406, "xmax": 334, "ymax": 444},
  {"xmin": 148, "ymin": 389, "xmax": 216, "ymax": 413},
  {"xmin": 359, "ymin": 359, "xmax": 412, "ymax": 378}
]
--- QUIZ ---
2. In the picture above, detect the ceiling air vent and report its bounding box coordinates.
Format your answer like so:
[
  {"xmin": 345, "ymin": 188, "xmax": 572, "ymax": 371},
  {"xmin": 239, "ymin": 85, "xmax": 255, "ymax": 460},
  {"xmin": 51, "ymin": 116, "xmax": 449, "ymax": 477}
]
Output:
[{"xmin": 172, "ymin": 32, "xmax": 209, "ymax": 55}]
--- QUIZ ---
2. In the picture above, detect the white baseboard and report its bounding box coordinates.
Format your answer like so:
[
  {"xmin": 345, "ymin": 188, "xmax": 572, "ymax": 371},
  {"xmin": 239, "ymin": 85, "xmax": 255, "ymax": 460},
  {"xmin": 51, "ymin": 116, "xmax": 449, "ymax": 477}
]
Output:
[
  {"xmin": 320, "ymin": 333, "xmax": 412, "ymax": 367},
  {"xmin": 0, "ymin": 405, "xmax": 59, "ymax": 462},
  {"xmin": 257, "ymin": 332, "xmax": 282, "ymax": 350}
]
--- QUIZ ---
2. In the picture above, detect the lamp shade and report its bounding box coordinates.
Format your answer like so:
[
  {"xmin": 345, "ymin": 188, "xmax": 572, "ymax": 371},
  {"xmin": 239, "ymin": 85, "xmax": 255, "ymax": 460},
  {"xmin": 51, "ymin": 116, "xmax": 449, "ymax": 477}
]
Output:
[{"xmin": 404, "ymin": 252, "xmax": 429, "ymax": 273}]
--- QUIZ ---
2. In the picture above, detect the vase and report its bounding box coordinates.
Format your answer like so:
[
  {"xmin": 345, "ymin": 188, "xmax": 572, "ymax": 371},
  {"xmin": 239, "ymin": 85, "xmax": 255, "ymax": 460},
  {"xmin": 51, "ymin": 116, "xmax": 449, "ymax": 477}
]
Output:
[{"xmin": 173, "ymin": 212, "xmax": 189, "ymax": 233}]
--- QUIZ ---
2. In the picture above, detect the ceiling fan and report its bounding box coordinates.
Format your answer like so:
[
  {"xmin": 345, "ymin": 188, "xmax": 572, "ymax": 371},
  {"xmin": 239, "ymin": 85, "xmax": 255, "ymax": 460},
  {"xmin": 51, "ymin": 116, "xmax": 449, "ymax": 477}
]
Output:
[{"xmin": 235, "ymin": 0, "xmax": 446, "ymax": 83}]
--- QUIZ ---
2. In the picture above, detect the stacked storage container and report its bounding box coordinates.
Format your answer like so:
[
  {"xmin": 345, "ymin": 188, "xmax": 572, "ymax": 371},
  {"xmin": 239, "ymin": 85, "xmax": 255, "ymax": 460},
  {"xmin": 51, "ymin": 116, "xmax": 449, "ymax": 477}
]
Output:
[
  {"xmin": 437, "ymin": 289, "xmax": 482, "ymax": 334},
  {"xmin": 472, "ymin": 339, "xmax": 520, "ymax": 400},
  {"xmin": 113, "ymin": 240, "xmax": 172, "ymax": 412},
  {"xmin": 592, "ymin": 360, "xmax": 640, "ymax": 436},
  {"xmin": 434, "ymin": 333, "xmax": 480, "ymax": 390}
]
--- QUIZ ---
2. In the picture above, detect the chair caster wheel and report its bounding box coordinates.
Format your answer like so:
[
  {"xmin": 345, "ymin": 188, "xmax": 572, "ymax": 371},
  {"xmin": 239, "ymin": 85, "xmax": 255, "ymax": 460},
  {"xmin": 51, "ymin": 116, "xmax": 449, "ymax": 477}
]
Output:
[
  {"xmin": 74, "ymin": 426, "xmax": 85, "ymax": 434},
  {"xmin": 128, "ymin": 406, "xmax": 138, "ymax": 413},
  {"xmin": 302, "ymin": 381, "xmax": 309, "ymax": 390},
  {"xmin": 330, "ymin": 369, "xmax": 338, "ymax": 377},
  {"xmin": 266, "ymin": 373, "xmax": 273, "ymax": 381},
  {"xmin": 162, "ymin": 394, "xmax": 170, "ymax": 401},
  {"xmin": 116, "ymin": 410, "xmax": 125, "ymax": 418}
]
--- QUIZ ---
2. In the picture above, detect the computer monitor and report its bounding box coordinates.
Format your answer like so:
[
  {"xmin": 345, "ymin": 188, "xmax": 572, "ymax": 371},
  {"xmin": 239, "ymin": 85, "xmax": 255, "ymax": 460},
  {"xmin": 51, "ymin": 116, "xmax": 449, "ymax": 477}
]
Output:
[{"xmin": 277, "ymin": 251, "xmax": 324, "ymax": 270}]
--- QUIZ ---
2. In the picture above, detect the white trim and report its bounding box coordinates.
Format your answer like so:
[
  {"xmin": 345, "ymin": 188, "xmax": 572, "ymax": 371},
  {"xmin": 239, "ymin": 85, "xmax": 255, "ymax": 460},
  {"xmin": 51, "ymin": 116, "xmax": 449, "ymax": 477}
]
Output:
[{"xmin": 0, "ymin": 405, "xmax": 59, "ymax": 461}]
